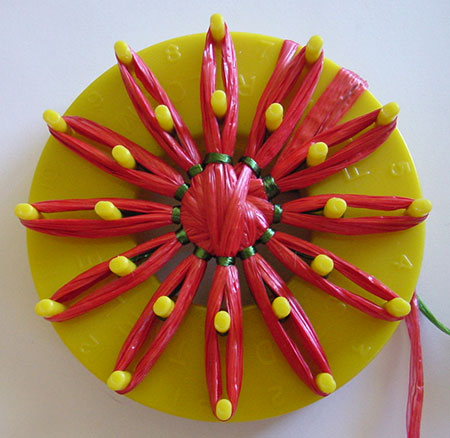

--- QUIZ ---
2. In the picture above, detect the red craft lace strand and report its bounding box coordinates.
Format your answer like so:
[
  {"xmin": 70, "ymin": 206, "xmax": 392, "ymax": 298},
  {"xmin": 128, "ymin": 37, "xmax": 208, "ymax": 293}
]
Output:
[{"xmin": 406, "ymin": 293, "xmax": 424, "ymax": 438}]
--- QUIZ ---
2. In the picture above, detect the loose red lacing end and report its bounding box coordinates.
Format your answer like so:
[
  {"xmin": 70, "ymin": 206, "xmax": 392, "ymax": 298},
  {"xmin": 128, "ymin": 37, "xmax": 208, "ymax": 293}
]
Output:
[{"xmin": 405, "ymin": 293, "xmax": 424, "ymax": 438}]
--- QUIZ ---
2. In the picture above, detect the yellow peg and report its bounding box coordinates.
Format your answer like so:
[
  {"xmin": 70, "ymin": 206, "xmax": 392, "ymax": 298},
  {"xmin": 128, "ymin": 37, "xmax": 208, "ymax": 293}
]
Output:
[
  {"xmin": 324, "ymin": 197, "xmax": 347, "ymax": 219},
  {"xmin": 305, "ymin": 35, "xmax": 323, "ymax": 64},
  {"xmin": 114, "ymin": 41, "xmax": 132, "ymax": 65},
  {"xmin": 15, "ymin": 203, "xmax": 40, "ymax": 220},
  {"xmin": 155, "ymin": 105, "xmax": 175, "ymax": 132},
  {"xmin": 107, "ymin": 370, "xmax": 132, "ymax": 391},
  {"xmin": 153, "ymin": 296, "xmax": 175, "ymax": 319},
  {"xmin": 109, "ymin": 256, "xmax": 136, "ymax": 277},
  {"xmin": 35, "ymin": 299, "xmax": 66, "ymax": 318},
  {"xmin": 112, "ymin": 145, "xmax": 136, "ymax": 169},
  {"xmin": 211, "ymin": 90, "xmax": 227, "ymax": 119},
  {"xmin": 384, "ymin": 297, "xmax": 411, "ymax": 318},
  {"xmin": 315, "ymin": 373, "xmax": 336, "ymax": 394},
  {"xmin": 215, "ymin": 398, "xmax": 232, "ymax": 421},
  {"xmin": 377, "ymin": 102, "xmax": 400, "ymax": 125},
  {"xmin": 306, "ymin": 142, "xmax": 328, "ymax": 167},
  {"xmin": 265, "ymin": 103, "xmax": 284, "ymax": 132},
  {"xmin": 214, "ymin": 310, "xmax": 231, "ymax": 334},
  {"xmin": 95, "ymin": 201, "xmax": 122, "ymax": 220},
  {"xmin": 311, "ymin": 254, "xmax": 334, "ymax": 277},
  {"xmin": 210, "ymin": 13, "xmax": 225, "ymax": 43},
  {"xmin": 43, "ymin": 109, "xmax": 68, "ymax": 132},
  {"xmin": 272, "ymin": 297, "xmax": 291, "ymax": 319},
  {"xmin": 406, "ymin": 199, "xmax": 432, "ymax": 217}
]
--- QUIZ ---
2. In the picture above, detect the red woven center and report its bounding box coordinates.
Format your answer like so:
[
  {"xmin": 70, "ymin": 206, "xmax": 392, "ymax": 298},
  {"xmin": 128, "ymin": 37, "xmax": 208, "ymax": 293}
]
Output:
[{"xmin": 181, "ymin": 164, "xmax": 267, "ymax": 257}]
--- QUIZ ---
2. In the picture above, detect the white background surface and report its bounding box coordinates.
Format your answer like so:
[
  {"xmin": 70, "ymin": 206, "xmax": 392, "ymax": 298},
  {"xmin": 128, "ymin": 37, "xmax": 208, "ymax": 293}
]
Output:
[{"xmin": 1, "ymin": 1, "xmax": 449, "ymax": 437}]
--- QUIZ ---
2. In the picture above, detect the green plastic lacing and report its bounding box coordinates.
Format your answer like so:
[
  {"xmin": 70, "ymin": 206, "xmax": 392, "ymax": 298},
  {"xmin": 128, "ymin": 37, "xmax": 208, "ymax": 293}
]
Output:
[
  {"xmin": 175, "ymin": 228, "xmax": 190, "ymax": 245},
  {"xmin": 239, "ymin": 156, "xmax": 261, "ymax": 177},
  {"xmin": 272, "ymin": 204, "xmax": 282, "ymax": 223},
  {"xmin": 216, "ymin": 256, "xmax": 236, "ymax": 266},
  {"xmin": 187, "ymin": 164, "xmax": 203, "ymax": 178},
  {"xmin": 238, "ymin": 246, "xmax": 256, "ymax": 260},
  {"xmin": 262, "ymin": 175, "xmax": 280, "ymax": 199},
  {"xmin": 204, "ymin": 152, "xmax": 233, "ymax": 166},
  {"xmin": 174, "ymin": 183, "xmax": 189, "ymax": 201},
  {"xmin": 259, "ymin": 228, "xmax": 275, "ymax": 244},
  {"xmin": 171, "ymin": 206, "xmax": 181, "ymax": 224},
  {"xmin": 194, "ymin": 246, "xmax": 212, "ymax": 261},
  {"xmin": 418, "ymin": 295, "xmax": 450, "ymax": 336}
]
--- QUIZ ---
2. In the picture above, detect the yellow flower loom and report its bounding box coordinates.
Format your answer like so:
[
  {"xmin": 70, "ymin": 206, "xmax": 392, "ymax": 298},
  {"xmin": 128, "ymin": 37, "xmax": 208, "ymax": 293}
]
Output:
[{"xmin": 25, "ymin": 23, "xmax": 425, "ymax": 422}]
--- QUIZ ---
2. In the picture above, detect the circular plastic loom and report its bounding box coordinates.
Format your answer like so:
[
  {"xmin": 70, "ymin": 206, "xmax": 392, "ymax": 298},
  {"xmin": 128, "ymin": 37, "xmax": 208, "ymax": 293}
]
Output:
[{"xmin": 26, "ymin": 30, "xmax": 425, "ymax": 421}]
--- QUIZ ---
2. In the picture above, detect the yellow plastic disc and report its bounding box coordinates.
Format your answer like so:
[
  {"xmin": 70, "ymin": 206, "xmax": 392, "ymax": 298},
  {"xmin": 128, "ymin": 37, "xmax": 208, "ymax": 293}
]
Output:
[{"xmin": 27, "ymin": 32, "xmax": 425, "ymax": 422}]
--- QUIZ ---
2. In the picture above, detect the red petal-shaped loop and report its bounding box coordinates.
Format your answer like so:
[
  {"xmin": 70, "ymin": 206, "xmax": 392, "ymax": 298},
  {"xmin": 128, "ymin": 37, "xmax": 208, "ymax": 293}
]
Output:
[
  {"xmin": 114, "ymin": 255, "xmax": 193, "ymax": 370},
  {"xmin": 200, "ymin": 23, "xmax": 238, "ymax": 156},
  {"xmin": 117, "ymin": 62, "xmax": 197, "ymax": 170},
  {"xmin": 50, "ymin": 128, "xmax": 182, "ymax": 196},
  {"xmin": 243, "ymin": 254, "xmax": 321, "ymax": 393},
  {"xmin": 282, "ymin": 194, "xmax": 426, "ymax": 235},
  {"xmin": 130, "ymin": 49, "xmax": 201, "ymax": 165},
  {"xmin": 118, "ymin": 255, "xmax": 206, "ymax": 393},
  {"xmin": 253, "ymin": 51, "xmax": 324, "ymax": 168},
  {"xmin": 21, "ymin": 198, "xmax": 173, "ymax": 238},
  {"xmin": 64, "ymin": 116, "xmax": 184, "ymax": 186},
  {"xmin": 256, "ymin": 255, "xmax": 331, "ymax": 374},
  {"xmin": 50, "ymin": 233, "xmax": 175, "ymax": 304},
  {"xmin": 277, "ymin": 119, "xmax": 396, "ymax": 191},
  {"xmin": 47, "ymin": 233, "xmax": 181, "ymax": 322},
  {"xmin": 245, "ymin": 40, "xmax": 300, "ymax": 158},
  {"xmin": 275, "ymin": 231, "xmax": 398, "ymax": 301},
  {"xmin": 205, "ymin": 265, "xmax": 243, "ymax": 418},
  {"xmin": 267, "ymin": 233, "xmax": 400, "ymax": 320}
]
